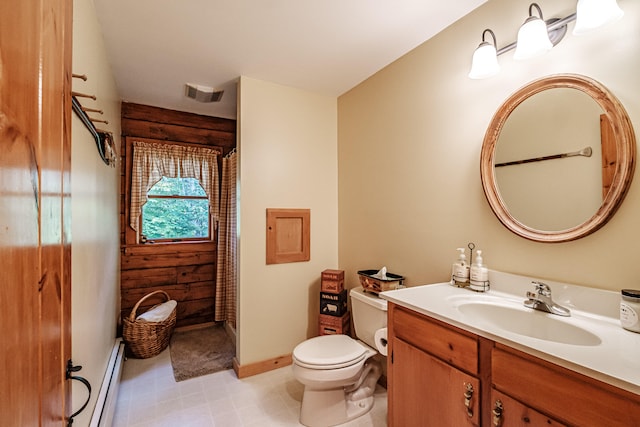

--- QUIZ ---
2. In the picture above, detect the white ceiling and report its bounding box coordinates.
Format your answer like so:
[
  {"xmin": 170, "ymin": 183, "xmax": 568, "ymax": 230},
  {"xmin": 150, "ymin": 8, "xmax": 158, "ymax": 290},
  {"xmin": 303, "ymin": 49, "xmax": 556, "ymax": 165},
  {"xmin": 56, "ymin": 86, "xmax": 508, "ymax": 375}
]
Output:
[{"xmin": 94, "ymin": 0, "xmax": 488, "ymax": 119}]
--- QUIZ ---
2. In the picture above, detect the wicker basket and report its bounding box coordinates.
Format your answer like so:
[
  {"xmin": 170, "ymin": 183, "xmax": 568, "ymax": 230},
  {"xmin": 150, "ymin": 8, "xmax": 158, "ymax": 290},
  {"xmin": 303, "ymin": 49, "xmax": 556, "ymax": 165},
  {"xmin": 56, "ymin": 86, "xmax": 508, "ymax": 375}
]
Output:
[{"xmin": 123, "ymin": 290, "xmax": 177, "ymax": 359}]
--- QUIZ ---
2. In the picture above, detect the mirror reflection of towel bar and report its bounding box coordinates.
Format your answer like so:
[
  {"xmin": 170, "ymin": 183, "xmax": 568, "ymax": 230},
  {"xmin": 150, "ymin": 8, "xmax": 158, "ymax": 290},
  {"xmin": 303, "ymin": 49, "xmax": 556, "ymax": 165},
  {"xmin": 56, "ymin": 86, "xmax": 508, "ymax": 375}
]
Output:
[{"xmin": 495, "ymin": 146, "xmax": 592, "ymax": 167}]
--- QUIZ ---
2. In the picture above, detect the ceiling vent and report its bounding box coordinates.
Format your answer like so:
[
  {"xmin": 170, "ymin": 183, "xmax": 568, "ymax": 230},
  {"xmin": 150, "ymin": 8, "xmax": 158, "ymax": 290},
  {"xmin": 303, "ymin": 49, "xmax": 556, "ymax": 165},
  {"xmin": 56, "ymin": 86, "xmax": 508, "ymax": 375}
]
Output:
[{"xmin": 185, "ymin": 83, "xmax": 224, "ymax": 102}]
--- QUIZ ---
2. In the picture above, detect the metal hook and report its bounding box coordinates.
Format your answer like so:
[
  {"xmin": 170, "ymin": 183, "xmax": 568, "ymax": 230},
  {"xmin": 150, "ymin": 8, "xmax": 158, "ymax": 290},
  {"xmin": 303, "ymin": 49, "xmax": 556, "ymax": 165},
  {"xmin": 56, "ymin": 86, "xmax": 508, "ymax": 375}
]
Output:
[{"xmin": 66, "ymin": 360, "xmax": 92, "ymax": 426}]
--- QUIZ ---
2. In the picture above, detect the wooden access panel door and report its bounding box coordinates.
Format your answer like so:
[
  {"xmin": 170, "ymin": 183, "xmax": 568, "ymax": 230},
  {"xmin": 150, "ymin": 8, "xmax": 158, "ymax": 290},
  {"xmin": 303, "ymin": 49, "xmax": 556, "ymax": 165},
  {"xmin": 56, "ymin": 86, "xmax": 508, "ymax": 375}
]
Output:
[
  {"xmin": 389, "ymin": 337, "xmax": 481, "ymax": 427},
  {"xmin": 266, "ymin": 208, "xmax": 310, "ymax": 264},
  {"xmin": 0, "ymin": 0, "xmax": 72, "ymax": 425}
]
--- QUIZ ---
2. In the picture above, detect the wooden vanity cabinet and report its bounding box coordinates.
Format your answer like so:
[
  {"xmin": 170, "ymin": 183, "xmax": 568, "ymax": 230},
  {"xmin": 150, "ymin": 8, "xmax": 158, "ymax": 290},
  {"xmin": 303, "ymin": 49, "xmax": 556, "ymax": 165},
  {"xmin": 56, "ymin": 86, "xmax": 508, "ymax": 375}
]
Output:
[
  {"xmin": 387, "ymin": 302, "xmax": 640, "ymax": 427},
  {"xmin": 492, "ymin": 344, "xmax": 640, "ymax": 427},
  {"xmin": 388, "ymin": 303, "xmax": 484, "ymax": 426}
]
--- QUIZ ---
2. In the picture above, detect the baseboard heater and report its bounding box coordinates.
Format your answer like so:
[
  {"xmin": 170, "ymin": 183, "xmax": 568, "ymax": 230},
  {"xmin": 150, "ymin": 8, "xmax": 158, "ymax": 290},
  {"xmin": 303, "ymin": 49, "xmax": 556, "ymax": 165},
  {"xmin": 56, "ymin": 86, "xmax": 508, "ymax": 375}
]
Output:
[{"xmin": 89, "ymin": 338, "xmax": 125, "ymax": 427}]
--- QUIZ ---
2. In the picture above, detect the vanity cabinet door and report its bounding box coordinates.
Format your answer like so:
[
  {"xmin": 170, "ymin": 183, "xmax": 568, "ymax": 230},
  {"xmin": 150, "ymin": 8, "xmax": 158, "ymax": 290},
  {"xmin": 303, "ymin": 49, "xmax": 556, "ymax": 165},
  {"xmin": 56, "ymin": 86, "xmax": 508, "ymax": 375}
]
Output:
[
  {"xmin": 390, "ymin": 337, "xmax": 480, "ymax": 427},
  {"xmin": 490, "ymin": 389, "xmax": 566, "ymax": 427},
  {"xmin": 492, "ymin": 344, "xmax": 640, "ymax": 426}
]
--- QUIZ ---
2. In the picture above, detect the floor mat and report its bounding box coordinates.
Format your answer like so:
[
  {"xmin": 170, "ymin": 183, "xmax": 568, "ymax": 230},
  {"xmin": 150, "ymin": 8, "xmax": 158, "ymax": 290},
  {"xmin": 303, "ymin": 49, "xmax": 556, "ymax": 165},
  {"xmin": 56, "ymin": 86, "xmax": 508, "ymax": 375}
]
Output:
[{"xmin": 169, "ymin": 324, "xmax": 235, "ymax": 382}]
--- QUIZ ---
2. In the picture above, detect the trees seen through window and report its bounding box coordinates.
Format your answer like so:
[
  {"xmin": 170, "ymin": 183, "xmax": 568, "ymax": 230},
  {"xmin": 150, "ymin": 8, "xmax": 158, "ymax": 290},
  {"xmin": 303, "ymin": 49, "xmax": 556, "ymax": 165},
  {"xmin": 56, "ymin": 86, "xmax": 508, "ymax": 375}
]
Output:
[{"xmin": 141, "ymin": 177, "xmax": 210, "ymax": 241}]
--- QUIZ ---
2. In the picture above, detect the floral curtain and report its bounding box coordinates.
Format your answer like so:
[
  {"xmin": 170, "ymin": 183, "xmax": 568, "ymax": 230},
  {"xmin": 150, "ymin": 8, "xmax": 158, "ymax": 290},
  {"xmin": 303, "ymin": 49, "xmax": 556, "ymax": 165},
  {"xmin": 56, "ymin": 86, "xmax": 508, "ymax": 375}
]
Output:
[
  {"xmin": 129, "ymin": 141, "xmax": 220, "ymax": 231},
  {"xmin": 215, "ymin": 151, "xmax": 237, "ymax": 328}
]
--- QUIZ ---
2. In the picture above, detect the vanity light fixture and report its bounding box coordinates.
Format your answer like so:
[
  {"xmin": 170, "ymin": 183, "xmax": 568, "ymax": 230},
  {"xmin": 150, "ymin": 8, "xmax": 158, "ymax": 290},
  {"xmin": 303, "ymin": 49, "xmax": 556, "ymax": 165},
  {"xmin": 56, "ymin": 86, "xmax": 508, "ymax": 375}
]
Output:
[
  {"xmin": 513, "ymin": 3, "xmax": 553, "ymax": 60},
  {"xmin": 468, "ymin": 0, "xmax": 625, "ymax": 79},
  {"xmin": 468, "ymin": 29, "xmax": 500, "ymax": 79},
  {"xmin": 573, "ymin": 0, "xmax": 624, "ymax": 35}
]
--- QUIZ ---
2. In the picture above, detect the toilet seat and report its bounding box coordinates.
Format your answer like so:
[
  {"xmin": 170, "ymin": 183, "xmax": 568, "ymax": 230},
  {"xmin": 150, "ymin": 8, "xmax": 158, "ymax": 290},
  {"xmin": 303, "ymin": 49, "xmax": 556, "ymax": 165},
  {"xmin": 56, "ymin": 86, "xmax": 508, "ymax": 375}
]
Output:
[{"xmin": 293, "ymin": 335, "xmax": 368, "ymax": 370}]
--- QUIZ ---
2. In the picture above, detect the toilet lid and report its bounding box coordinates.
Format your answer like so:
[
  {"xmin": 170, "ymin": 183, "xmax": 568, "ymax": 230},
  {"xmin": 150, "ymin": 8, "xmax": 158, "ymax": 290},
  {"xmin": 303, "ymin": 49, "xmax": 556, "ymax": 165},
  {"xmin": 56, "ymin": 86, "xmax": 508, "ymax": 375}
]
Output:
[{"xmin": 293, "ymin": 335, "xmax": 367, "ymax": 369}]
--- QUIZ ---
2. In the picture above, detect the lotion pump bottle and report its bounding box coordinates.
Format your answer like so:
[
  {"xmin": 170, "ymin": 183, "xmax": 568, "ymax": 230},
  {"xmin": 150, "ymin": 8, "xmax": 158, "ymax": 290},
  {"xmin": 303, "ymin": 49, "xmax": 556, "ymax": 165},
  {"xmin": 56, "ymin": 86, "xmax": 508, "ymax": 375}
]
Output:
[
  {"xmin": 470, "ymin": 250, "xmax": 489, "ymax": 292},
  {"xmin": 451, "ymin": 248, "xmax": 470, "ymax": 287}
]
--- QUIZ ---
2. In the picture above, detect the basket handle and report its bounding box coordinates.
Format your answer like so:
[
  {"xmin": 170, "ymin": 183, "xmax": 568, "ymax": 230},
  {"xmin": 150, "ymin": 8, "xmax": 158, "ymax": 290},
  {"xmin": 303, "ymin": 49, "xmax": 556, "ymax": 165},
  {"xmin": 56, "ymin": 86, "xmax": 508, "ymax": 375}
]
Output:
[{"xmin": 128, "ymin": 290, "xmax": 171, "ymax": 321}]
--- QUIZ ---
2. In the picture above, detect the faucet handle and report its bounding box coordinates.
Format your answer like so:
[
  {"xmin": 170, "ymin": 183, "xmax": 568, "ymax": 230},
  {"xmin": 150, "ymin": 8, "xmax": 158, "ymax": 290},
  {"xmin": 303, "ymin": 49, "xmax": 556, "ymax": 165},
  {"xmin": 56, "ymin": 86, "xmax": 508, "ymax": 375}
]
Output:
[{"xmin": 531, "ymin": 281, "xmax": 551, "ymax": 296}]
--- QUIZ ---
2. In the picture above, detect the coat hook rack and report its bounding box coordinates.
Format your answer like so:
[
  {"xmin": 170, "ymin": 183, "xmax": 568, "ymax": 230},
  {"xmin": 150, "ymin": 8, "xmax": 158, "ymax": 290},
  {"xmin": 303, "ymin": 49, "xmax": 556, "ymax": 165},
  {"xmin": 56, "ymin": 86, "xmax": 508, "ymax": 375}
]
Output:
[
  {"xmin": 81, "ymin": 107, "xmax": 103, "ymax": 114},
  {"xmin": 71, "ymin": 90, "xmax": 96, "ymax": 100},
  {"xmin": 71, "ymin": 75, "xmax": 116, "ymax": 167}
]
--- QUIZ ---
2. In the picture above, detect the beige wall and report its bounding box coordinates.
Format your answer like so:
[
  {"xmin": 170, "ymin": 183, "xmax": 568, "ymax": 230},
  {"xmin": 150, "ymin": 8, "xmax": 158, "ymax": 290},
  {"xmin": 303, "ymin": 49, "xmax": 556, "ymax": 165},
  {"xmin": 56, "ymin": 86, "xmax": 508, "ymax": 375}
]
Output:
[
  {"xmin": 71, "ymin": 0, "xmax": 121, "ymax": 424},
  {"xmin": 338, "ymin": 0, "xmax": 640, "ymax": 291},
  {"xmin": 237, "ymin": 76, "xmax": 338, "ymax": 364}
]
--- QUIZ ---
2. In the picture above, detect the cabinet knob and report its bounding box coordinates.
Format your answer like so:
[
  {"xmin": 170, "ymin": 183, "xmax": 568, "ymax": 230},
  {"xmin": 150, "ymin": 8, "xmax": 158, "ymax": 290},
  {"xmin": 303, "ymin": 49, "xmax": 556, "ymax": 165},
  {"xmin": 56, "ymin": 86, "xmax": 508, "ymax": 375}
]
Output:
[
  {"xmin": 492, "ymin": 399, "xmax": 504, "ymax": 427},
  {"xmin": 463, "ymin": 382, "xmax": 474, "ymax": 418}
]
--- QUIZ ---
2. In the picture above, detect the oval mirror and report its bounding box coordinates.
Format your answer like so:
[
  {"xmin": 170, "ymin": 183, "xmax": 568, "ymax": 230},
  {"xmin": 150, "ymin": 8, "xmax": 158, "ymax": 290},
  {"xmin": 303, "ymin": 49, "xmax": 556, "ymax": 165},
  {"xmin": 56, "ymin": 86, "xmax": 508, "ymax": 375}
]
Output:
[{"xmin": 480, "ymin": 74, "xmax": 636, "ymax": 242}]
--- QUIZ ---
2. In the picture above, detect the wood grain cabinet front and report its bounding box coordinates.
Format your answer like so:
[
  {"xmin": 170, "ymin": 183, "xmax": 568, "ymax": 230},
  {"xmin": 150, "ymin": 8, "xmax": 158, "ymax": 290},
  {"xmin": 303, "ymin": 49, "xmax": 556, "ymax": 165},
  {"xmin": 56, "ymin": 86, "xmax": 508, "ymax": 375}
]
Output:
[
  {"xmin": 490, "ymin": 388, "xmax": 566, "ymax": 427},
  {"xmin": 388, "ymin": 304, "xmax": 481, "ymax": 426},
  {"xmin": 387, "ymin": 302, "xmax": 640, "ymax": 426},
  {"xmin": 492, "ymin": 344, "xmax": 640, "ymax": 427},
  {"xmin": 390, "ymin": 337, "xmax": 480, "ymax": 426}
]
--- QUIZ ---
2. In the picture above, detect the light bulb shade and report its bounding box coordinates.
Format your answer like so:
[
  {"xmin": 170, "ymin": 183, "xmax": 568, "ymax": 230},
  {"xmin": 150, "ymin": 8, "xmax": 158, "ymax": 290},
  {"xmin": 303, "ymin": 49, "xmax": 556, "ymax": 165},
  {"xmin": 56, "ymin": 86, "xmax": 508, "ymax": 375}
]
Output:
[
  {"xmin": 573, "ymin": 0, "xmax": 624, "ymax": 35},
  {"xmin": 469, "ymin": 43, "xmax": 500, "ymax": 79},
  {"xmin": 514, "ymin": 17, "xmax": 553, "ymax": 60}
]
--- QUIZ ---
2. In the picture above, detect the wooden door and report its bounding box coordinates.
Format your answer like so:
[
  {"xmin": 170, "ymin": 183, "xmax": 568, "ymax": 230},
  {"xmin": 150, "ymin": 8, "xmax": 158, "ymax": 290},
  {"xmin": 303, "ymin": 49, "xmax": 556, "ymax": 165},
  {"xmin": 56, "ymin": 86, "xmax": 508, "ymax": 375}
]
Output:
[
  {"xmin": 390, "ymin": 337, "xmax": 481, "ymax": 427},
  {"xmin": 0, "ymin": 0, "xmax": 72, "ymax": 425}
]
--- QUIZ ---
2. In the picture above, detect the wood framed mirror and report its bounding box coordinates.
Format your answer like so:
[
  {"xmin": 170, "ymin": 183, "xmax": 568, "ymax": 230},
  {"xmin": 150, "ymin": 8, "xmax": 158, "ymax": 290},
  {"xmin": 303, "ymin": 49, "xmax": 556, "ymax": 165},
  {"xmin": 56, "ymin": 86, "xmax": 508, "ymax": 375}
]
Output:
[{"xmin": 480, "ymin": 74, "xmax": 636, "ymax": 243}]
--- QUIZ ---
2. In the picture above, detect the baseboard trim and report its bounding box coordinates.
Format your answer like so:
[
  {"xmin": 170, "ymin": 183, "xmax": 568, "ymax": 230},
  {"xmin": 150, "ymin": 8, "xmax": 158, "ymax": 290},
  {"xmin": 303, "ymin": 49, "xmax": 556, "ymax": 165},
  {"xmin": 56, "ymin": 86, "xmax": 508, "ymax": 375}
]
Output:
[{"xmin": 233, "ymin": 354, "xmax": 292, "ymax": 379}]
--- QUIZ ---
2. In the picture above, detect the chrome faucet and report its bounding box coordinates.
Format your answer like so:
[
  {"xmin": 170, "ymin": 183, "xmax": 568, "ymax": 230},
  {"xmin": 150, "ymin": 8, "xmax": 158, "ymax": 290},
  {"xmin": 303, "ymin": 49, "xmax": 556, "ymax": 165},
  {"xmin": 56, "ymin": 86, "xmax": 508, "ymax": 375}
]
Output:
[{"xmin": 524, "ymin": 281, "xmax": 570, "ymax": 316}]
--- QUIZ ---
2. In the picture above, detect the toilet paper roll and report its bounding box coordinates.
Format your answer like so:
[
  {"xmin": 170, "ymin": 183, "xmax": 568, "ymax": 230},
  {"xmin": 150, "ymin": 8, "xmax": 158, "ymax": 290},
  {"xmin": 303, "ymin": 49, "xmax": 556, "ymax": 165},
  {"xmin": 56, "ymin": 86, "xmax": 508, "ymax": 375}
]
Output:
[{"xmin": 374, "ymin": 327, "xmax": 388, "ymax": 356}]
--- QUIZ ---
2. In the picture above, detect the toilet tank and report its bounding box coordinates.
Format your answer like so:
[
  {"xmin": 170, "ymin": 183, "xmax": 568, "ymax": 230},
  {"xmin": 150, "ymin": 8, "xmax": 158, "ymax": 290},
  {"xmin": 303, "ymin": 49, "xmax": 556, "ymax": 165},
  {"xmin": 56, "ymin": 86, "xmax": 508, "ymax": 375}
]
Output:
[{"xmin": 350, "ymin": 286, "xmax": 387, "ymax": 350}]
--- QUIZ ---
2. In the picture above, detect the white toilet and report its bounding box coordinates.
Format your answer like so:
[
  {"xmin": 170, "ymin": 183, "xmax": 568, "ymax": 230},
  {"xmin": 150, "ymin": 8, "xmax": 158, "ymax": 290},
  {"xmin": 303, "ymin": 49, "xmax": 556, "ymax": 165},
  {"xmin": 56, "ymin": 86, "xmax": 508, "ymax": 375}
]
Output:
[{"xmin": 292, "ymin": 286, "xmax": 388, "ymax": 427}]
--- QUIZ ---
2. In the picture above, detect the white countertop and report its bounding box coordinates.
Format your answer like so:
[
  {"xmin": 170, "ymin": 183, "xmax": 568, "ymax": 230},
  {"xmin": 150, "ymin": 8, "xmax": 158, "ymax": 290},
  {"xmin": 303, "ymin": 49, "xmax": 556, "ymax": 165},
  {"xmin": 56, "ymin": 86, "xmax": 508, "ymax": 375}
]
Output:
[{"xmin": 380, "ymin": 270, "xmax": 640, "ymax": 395}]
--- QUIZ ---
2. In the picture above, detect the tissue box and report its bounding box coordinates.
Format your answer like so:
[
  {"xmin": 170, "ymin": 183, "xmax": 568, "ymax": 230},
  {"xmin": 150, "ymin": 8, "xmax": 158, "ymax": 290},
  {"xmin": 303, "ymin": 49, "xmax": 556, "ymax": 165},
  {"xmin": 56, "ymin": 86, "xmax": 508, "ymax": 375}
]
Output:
[
  {"xmin": 321, "ymin": 269, "xmax": 344, "ymax": 292},
  {"xmin": 357, "ymin": 269, "xmax": 404, "ymax": 294},
  {"xmin": 320, "ymin": 290, "xmax": 348, "ymax": 317},
  {"xmin": 319, "ymin": 312, "xmax": 350, "ymax": 335}
]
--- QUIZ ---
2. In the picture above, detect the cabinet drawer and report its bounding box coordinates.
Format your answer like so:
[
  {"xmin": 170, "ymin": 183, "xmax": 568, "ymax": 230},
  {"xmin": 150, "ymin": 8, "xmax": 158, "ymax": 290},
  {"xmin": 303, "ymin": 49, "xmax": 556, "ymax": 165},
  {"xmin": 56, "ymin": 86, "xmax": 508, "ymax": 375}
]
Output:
[
  {"xmin": 392, "ymin": 305, "xmax": 478, "ymax": 374},
  {"xmin": 492, "ymin": 344, "xmax": 640, "ymax": 427}
]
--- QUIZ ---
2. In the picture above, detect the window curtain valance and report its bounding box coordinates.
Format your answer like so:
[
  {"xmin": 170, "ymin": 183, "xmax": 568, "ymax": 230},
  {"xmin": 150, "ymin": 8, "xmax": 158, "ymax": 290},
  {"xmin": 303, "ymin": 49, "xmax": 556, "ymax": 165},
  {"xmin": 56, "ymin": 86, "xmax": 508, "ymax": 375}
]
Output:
[{"xmin": 130, "ymin": 141, "xmax": 220, "ymax": 231}]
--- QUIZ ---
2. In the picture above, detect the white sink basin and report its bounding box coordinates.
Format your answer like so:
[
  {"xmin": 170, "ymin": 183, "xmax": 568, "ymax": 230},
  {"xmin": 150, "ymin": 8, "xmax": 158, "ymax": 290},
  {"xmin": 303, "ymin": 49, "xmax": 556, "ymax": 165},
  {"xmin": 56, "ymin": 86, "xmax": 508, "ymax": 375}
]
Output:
[
  {"xmin": 380, "ymin": 272, "xmax": 640, "ymax": 393},
  {"xmin": 455, "ymin": 300, "xmax": 602, "ymax": 346}
]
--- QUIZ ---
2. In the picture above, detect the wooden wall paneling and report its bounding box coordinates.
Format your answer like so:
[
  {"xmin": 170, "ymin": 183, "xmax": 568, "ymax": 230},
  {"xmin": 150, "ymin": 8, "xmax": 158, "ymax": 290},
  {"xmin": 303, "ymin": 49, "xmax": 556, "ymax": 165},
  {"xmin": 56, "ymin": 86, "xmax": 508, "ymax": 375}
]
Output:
[
  {"xmin": 119, "ymin": 101, "xmax": 234, "ymax": 329},
  {"xmin": 121, "ymin": 118, "xmax": 235, "ymax": 148},
  {"xmin": 177, "ymin": 263, "xmax": 215, "ymax": 283},
  {"xmin": 122, "ymin": 281, "xmax": 215, "ymax": 305},
  {"xmin": 120, "ymin": 266, "xmax": 178, "ymax": 289},
  {"xmin": 123, "ymin": 249, "xmax": 216, "ymax": 269},
  {"xmin": 121, "ymin": 102, "xmax": 236, "ymax": 132},
  {"xmin": 176, "ymin": 297, "xmax": 215, "ymax": 326}
]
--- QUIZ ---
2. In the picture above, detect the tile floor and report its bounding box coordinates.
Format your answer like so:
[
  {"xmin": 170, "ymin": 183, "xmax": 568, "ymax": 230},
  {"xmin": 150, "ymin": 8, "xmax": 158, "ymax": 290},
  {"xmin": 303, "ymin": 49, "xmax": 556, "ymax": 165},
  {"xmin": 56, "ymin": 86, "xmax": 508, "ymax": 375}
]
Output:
[{"xmin": 113, "ymin": 349, "xmax": 387, "ymax": 427}]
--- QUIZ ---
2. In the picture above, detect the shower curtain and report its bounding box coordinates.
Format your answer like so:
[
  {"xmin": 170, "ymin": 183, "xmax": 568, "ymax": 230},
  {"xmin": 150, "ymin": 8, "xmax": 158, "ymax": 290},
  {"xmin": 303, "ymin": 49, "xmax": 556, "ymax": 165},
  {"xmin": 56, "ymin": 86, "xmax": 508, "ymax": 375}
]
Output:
[{"xmin": 215, "ymin": 150, "xmax": 237, "ymax": 329}]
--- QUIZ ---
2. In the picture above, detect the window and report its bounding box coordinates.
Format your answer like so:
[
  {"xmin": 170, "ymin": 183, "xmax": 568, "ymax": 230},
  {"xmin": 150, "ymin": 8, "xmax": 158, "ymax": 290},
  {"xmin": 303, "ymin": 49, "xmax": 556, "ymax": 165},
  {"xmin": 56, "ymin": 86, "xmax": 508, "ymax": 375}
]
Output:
[
  {"xmin": 141, "ymin": 177, "xmax": 210, "ymax": 242},
  {"xmin": 128, "ymin": 140, "xmax": 221, "ymax": 244}
]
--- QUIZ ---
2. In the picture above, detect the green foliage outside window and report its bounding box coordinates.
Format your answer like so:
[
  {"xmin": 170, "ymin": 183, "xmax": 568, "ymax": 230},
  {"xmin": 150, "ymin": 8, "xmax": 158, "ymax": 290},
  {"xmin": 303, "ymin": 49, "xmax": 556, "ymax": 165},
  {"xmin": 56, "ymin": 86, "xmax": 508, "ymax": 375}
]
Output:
[{"xmin": 142, "ymin": 177, "xmax": 210, "ymax": 240}]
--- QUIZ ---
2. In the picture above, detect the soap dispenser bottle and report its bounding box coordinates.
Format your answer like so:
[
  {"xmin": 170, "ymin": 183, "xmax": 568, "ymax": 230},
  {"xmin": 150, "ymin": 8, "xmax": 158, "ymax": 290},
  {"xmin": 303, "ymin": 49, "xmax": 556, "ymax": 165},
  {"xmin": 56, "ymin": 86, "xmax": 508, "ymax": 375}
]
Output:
[
  {"xmin": 451, "ymin": 248, "xmax": 470, "ymax": 287},
  {"xmin": 470, "ymin": 250, "xmax": 489, "ymax": 292}
]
